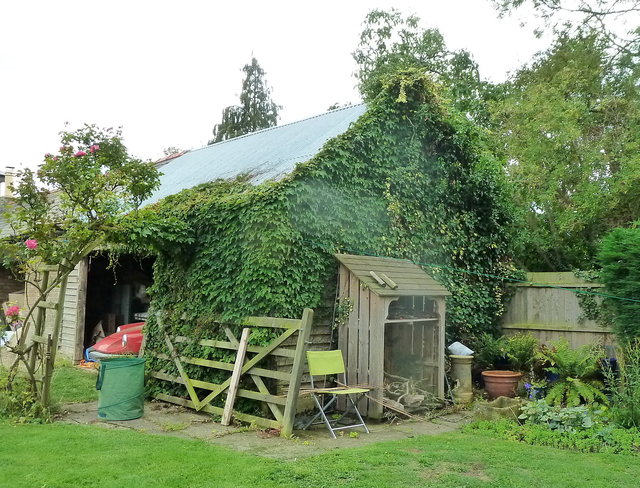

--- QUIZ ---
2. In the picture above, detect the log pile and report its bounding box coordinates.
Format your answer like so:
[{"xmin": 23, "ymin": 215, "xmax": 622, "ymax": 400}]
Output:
[{"xmin": 383, "ymin": 372, "xmax": 442, "ymax": 415}]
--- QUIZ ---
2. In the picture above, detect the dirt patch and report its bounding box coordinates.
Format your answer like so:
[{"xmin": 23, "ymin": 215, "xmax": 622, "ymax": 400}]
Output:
[
  {"xmin": 466, "ymin": 463, "xmax": 491, "ymax": 481},
  {"xmin": 421, "ymin": 461, "xmax": 491, "ymax": 483},
  {"xmin": 57, "ymin": 400, "xmax": 468, "ymax": 460}
]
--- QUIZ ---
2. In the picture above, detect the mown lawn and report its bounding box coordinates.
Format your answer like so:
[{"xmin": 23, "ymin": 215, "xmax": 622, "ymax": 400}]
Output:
[
  {"xmin": 51, "ymin": 362, "xmax": 99, "ymax": 405},
  {"xmin": 0, "ymin": 422, "xmax": 638, "ymax": 488}
]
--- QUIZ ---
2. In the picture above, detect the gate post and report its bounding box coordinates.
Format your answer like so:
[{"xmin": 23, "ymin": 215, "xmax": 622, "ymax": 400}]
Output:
[{"xmin": 281, "ymin": 308, "xmax": 313, "ymax": 437}]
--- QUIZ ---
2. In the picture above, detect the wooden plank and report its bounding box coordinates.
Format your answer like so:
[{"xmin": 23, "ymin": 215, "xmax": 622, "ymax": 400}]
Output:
[
  {"xmin": 36, "ymin": 301, "xmax": 59, "ymax": 310},
  {"xmin": 31, "ymin": 335, "xmax": 48, "ymax": 344},
  {"xmin": 196, "ymin": 327, "xmax": 298, "ymax": 409},
  {"xmin": 151, "ymin": 372, "xmax": 287, "ymax": 406},
  {"xmin": 337, "ymin": 265, "xmax": 349, "ymax": 364},
  {"xmin": 37, "ymin": 265, "xmax": 59, "ymax": 273},
  {"xmin": 357, "ymin": 286, "xmax": 370, "ymax": 412},
  {"xmin": 154, "ymin": 354, "xmax": 292, "ymax": 381},
  {"xmin": 374, "ymin": 287, "xmax": 450, "ymax": 297},
  {"xmin": 347, "ymin": 272, "xmax": 360, "ymax": 389},
  {"xmin": 367, "ymin": 295, "xmax": 389, "ymax": 419},
  {"xmin": 222, "ymin": 328, "xmax": 251, "ymax": 426},
  {"xmin": 251, "ymin": 375, "xmax": 284, "ymax": 421},
  {"xmin": 281, "ymin": 308, "xmax": 314, "ymax": 437},
  {"xmin": 436, "ymin": 297, "xmax": 446, "ymax": 399},
  {"xmin": 172, "ymin": 337, "xmax": 296, "ymax": 358},
  {"xmin": 157, "ymin": 318, "xmax": 201, "ymax": 407},
  {"xmin": 154, "ymin": 393, "xmax": 280, "ymax": 430},
  {"xmin": 243, "ymin": 316, "xmax": 302, "ymax": 329},
  {"xmin": 502, "ymin": 323, "xmax": 613, "ymax": 333}
]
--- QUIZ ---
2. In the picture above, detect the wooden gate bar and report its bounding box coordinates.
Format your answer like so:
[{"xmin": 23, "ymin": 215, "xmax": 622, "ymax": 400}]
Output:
[
  {"xmin": 150, "ymin": 308, "xmax": 314, "ymax": 436},
  {"xmin": 221, "ymin": 327, "xmax": 251, "ymax": 425}
]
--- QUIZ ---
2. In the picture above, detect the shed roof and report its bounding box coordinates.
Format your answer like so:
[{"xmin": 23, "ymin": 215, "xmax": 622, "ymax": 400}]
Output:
[
  {"xmin": 144, "ymin": 104, "xmax": 367, "ymax": 206},
  {"xmin": 335, "ymin": 253, "xmax": 451, "ymax": 297}
]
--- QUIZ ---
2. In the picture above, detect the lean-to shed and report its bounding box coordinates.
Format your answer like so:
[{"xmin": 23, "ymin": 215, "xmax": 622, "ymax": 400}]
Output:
[{"xmin": 336, "ymin": 254, "xmax": 450, "ymax": 419}]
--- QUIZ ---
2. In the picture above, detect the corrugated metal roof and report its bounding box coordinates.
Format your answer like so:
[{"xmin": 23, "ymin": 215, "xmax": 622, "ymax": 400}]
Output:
[
  {"xmin": 335, "ymin": 253, "xmax": 451, "ymax": 297},
  {"xmin": 144, "ymin": 104, "xmax": 367, "ymax": 206}
]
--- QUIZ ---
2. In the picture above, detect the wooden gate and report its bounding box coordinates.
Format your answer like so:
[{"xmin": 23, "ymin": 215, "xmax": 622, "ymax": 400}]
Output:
[{"xmin": 148, "ymin": 308, "xmax": 313, "ymax": 437}]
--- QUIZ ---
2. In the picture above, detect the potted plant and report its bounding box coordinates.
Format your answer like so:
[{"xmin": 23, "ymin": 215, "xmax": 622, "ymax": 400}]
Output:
[{"xmin": 476, "ymin": 333, "xmax": 538, "ymax": 399}]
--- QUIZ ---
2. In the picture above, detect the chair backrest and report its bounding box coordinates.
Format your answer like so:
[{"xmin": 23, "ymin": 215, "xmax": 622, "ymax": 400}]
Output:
[{"xmin": 306, "ymin": 350, "xmax": 346, "ymax": 376}]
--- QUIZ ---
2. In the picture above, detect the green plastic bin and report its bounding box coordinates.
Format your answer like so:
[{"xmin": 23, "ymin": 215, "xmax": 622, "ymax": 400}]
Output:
[{"xmin": 96, "ymin": 357, "xmax": 145, "ymax": 420}]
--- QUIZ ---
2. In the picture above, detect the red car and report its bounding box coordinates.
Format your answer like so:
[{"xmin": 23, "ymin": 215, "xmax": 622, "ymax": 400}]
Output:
[{"xmin": 88, "ymin": 322, "xmax": 145, "ymax": 360}]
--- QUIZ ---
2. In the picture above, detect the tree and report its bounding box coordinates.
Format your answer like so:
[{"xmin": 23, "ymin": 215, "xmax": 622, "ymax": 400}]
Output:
[
  {"xmin": 352, "ymin": 9, "xmax": 491, "ymax": 124},
  {"xmin": 209, "ymin": 57, "xmax": 280, "ymax": 144},
  {"xmin": 598, "ymin": 227, "xmax": 640, "ymax": 341},
  {"xmin": 491, "ymin": 33, "xmax": 640, "ymax": 270},
  {"xmin": 0, "ymin": 125, "xmax": 159, "ymax": 412},
  {"xmin": 491, "ymin": 0, "xmax": 640, "ymax": 57}
]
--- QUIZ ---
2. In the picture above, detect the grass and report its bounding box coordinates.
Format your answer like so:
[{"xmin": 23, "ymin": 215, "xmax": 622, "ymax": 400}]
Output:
[
  {"xmin": 0, "ymin": 423, "xmax": 639, "ymax": 488},
  {"xmin": 51, "ymin": 361, "xmax": 99, "ymax": 405}
]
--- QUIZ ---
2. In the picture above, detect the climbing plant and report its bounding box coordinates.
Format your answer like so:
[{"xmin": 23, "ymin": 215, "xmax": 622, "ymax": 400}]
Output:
[{"xmin": 134, "ymin": 70, "xmax": 516, "ymax": 393}]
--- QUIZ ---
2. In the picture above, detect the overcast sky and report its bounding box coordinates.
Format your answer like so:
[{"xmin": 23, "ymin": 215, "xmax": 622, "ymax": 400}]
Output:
[{"xmin": 0, "ymin": 0, "xmax": 548, "ymax": 172}]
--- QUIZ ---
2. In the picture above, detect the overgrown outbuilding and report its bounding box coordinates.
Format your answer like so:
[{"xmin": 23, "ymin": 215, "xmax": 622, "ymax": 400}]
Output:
[{"xmin": 135, "ymin": 70, "xmax": 515, "ymax": 419}]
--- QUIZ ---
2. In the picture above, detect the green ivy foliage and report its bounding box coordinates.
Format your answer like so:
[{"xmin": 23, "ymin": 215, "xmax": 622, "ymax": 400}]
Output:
[{"xmin": 138, "ymin": 71, "xmax": 516, "ymax": 383}]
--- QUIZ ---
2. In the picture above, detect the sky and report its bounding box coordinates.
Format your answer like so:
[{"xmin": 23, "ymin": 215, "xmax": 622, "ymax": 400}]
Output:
[{"xmin": 0, "ymin": 0, "xmax": 549, "ymax": 172}]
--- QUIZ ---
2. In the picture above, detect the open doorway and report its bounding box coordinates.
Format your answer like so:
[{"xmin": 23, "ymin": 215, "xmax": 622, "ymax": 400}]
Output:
[{"xmin": 83, "ymin": 253, "xmax": 154, "ymax": 350}]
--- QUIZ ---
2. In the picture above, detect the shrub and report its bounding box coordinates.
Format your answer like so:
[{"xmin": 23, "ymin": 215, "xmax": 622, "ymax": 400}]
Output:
[
  {"xmin": 0, "ymin": 368, "xmax": 50, "ymax": 423},
  {"xmin": 598, "ymin": 227, "xmax": 640, "ymax": 341},
  {"xmin": 473, "ymin": 333, "xmax": 507, "ymax": 370},
  {"xmin": 605, "ymin": 341, "xmax": 640, "ymax": 428},
  {"xmin": 464, "ymin": 419, "xmax": 640, "ymax": 455},
  {"xmin": 505, "ymin": 333, "xmax": 538, "ymax": 374},
  {"xmin": 518, "ymin": 399, "xmax": 601, "ymax": 432},
  {"xmin": 473, "ymin": 332, "xmax": 538, "ymax": 373},
  {"xmin": 537, "ymin": 339, "xmax": 607, "ymax": 406}
]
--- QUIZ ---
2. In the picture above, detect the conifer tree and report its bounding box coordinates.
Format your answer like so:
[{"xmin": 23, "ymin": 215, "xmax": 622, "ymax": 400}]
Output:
[{"xmin": 210, "ymin": 57, "xmax": 280, "ymax": 144}]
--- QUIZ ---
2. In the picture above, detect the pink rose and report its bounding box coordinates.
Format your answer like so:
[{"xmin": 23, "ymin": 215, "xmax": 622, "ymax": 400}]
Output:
[
  {"xmin": 25, "ymin": 239, "xmax": 38, "ymax": 250},
  {"xmin": 5, "ymin": 305, "xmax": 20, "ymax": 317},
  {"xmin": 89, "ymin": 144, "xmax": 100, "ymax": 153},
  {"xmin": 74, "ymin": 151, "xmax": 87, "ymax": 157}
]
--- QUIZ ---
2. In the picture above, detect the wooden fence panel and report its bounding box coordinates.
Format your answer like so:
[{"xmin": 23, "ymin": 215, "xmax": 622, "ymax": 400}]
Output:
[{"xmin": 501, "ymin": 272, "xmax": 615, "ymax": 347}]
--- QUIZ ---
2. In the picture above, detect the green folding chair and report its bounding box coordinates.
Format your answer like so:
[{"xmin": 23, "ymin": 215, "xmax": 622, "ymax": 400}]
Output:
[{"xmin": 303, "ymin": 350, "xmax": 370, "ymax": 439}]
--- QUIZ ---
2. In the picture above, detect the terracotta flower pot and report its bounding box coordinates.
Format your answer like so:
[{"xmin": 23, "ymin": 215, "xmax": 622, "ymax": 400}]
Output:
[{"xmin": 481, "ymin": 370, "xmax": 522, "ymax": 399}]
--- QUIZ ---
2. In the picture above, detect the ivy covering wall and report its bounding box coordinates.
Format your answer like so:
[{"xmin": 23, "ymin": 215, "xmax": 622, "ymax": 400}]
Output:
[{"xmin": 139, "ymin": 71, "xmax": 515, "ymax": 384}]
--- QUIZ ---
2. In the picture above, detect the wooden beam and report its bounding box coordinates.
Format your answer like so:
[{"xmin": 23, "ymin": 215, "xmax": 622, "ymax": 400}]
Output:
[
  {"xmin": 172, "ymin": 336, "xmax": 296, "ymax": 358},
  {"xmin": 151, "ymin": 372, "xmax": 286, "ymax": 405},
  {"xmin": 243, "ymin": 316, "xmax": 302, "ymax": 329},
  {"xmin": 36, "ymin": 301, "xmax": 59, "ymax": 310},
  {"xmin": 502, "ymin": 323, "xmax": 613, "ymax": 334},
  {"xmin": 154, "ymin": 353, "xmax": 291, "ymax": 381},
  {"xmin": 37, "ymin": 265, "xmax": 60, "ymax": 273},
  {"xmin": 281, "ymin": 308, "xmax": 314, "ymax": 437},
  {"xmin": 221, "ymin": 328, "xmax": 251, "ymax": 426},
  {"xmin": 154, "ymin": 393, "xmax": 281, "ymax": 430}
]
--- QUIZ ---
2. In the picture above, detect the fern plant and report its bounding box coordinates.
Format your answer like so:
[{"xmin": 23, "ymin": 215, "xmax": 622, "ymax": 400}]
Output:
[{"xmin": 537, "ymin": 339, "xmax": 607, "ymax": 407}]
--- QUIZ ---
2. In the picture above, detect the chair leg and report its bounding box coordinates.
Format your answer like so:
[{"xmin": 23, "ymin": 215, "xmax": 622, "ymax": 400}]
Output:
[
  {"xmin": 303, "ymin": 394, "xmax": 338, "ymax": 439},
  {"xmin": 347, "ymin": 394, "xmax": 370, "ymax": 434}
]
